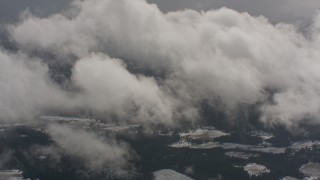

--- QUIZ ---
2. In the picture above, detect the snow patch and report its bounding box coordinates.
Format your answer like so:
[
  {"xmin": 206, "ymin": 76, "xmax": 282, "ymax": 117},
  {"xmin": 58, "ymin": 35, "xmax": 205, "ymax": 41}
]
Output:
[
  {"xmin": 153, "ymin": 169, "xmax": 193, "ymax": 180},
  {"xmin": 299, "ymin": 162, "xmax": 320, "ymax": 179},
  {"xmin": 180, "ymin": 127, "xmax": 230, "ymax": 141},
  {"xmin": 225, "ymin": 151, "xmax": 260, "ymax": 159},
  {"xmin": 244, "ymin": 163, "xmax": 270, "ymax": 177}
]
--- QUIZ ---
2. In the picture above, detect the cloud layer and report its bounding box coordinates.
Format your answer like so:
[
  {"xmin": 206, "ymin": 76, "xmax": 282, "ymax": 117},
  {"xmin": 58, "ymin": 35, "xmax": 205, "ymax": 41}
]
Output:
[{"xmin": 2, "ymin": 0, "xmax": 320, "ymax": 129}]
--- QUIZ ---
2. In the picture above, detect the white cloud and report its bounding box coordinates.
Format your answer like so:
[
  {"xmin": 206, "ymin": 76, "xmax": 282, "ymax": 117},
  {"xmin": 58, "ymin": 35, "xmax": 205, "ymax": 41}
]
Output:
[
  {"xmin": 0, "ymin": 49, "xmax": 72, "ymax": 121},
  {"xmin": 47, "ymin": 124, "xmax": 133, "ymax": 175},
  {"xmin": 72, "ymin": 53, "xmax": 176, "ymax": 124},
  {"xmin": 5, "ymin": 0, "xmax": 320, "ymax": 129}
]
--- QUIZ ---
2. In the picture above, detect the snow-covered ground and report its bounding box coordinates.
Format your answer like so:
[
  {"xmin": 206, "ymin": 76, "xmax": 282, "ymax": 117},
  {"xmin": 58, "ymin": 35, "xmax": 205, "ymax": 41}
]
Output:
[
  {"xmin": 179, "ymin": 127, "xmax": 230, "ymax": 141},
  {"xmin": 169, "ymin": 140, "xmax": 193, "ymax": 148},
  {"xmin": 299, "ymin": 162, "xmax": 320, "ymax": 179},
  {"xmin": 191, "ymin": 142, "xmax": 221, "ymax": 149},
  {"xmin": 169, "ymin": 127, "xmax": 286, "ymax": 155},
  {"xmin": 169, "ymin": 141, "xmax": 286, "ymax": 154},
  {"xmin": 225, "ymin": 151, "xmax": 260, "ymax": 159},
  {"xmin": 250, "ymin": 130, "xmax": 274, "ymax": 140},
  {"xmin": 39, "ymin": 115, "xmax": 141, "ymax": 133},
  {"xmin": 168, "ymin": 128, "xmax": 320, "ymax": 157},
  {"xmin": 153, "ymin": 169, "xmax": 193, "ymax": 180},
  {"xmin": 40, "ymin": 116, "xmax": 95, "ymax": 123},
  {"xmin": 243, "ymin": 163, "xmax": 270, "ymax": 177},
  {"xmin": 290, "ymin": 141, "xmax": 320, "ymax": 152},
  {"xmin": 280, "ymin": 176, "xmax": 299, "ymax": 180},
  {"xmin": 222, "ymin": 143, "xmax": 286, "ymax": 154},
  {"xmin": 97, "ymin": 123, "xmax": 141, "ymax": 132}
]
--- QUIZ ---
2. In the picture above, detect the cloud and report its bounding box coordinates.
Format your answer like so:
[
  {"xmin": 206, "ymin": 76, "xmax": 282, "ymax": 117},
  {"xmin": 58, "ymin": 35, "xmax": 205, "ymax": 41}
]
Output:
[
  {"xmin": 0, "ymin": 149, "xmax": 14, "ymax": 168},
  {"xmin": 71, "ymin": 53, "xmax": 177, "ymax": 124},
  {"xmin": 0, "ymin": 49, "xmax": 73, "ymax": 121},
  {"xmin": 46, "ymin": 124, "xmax": 134, "ymax": 175},
  {"xmin": 4, "ymin": 0, "xmax": 320, "ymax": 129}
]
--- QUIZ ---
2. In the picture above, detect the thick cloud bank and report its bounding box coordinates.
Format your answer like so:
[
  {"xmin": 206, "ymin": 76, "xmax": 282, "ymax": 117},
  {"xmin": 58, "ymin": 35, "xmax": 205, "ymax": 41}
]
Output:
[
  {"xmin": 72, "ymin": 53, "xmax": 176, "ymax": 123},
  {"xmin": 2, "ymin": 0, "xmax": 320, "ymax": 129}
]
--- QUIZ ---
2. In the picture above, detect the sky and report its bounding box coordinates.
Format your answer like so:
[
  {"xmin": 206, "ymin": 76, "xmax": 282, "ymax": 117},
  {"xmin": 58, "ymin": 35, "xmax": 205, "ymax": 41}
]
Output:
[
  {"xmin": 1, "ymin": 0, "xmax": 320, "ymax": 25},
  {"xmin": 149, "ymin": 0, "xmax": 320, "ymax": 24}
]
